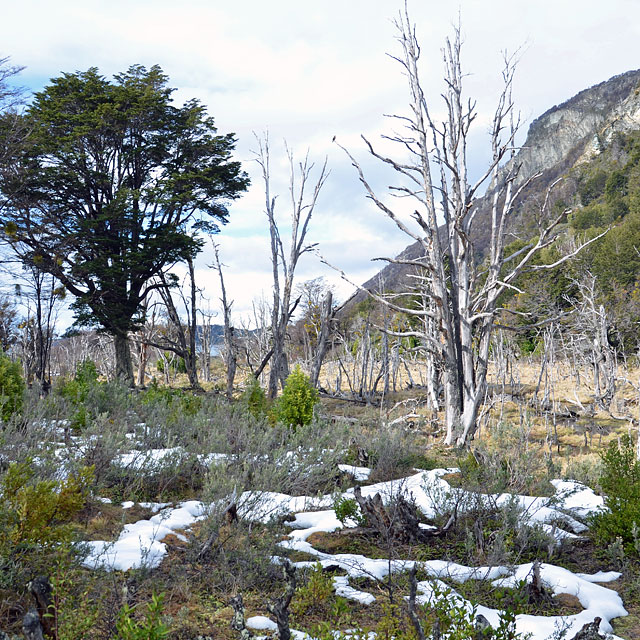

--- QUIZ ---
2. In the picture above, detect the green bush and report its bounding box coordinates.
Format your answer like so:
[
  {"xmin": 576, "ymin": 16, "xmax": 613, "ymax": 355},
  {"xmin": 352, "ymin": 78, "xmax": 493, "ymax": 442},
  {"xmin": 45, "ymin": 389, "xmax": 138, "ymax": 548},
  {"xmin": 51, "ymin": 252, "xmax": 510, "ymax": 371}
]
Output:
[
  {"xmin": 333, "ymin": 495, "xmax": 364, "ymax": 526},
  {"xmin": 59, "ymin": 358, "xmax": 99, "ymax": 405},
  {"xmin": 273, "ymin": 366, "xmax": 318, "ymax": 429},
  {"xmin": 117, "ymin": 592, "xmax": 170, "ymax": 640},
  {"xmin": 0, "ymin": 351, "xmax": 24, "ymax": 421},
  {"xmin": 591, "ymin": 433, "xmax": 640, "ymax": 550},
  {"xmin": 140, "ymin": 383, "xmax": 202, "ymax": 425},
  {"xmin": 0, "ymin": 460, "xmax": 94, "ymax": 547},
  {"xmin": 0, "ymin": 460, "xmax": 94, "ymax": 592},
  {"xmin": 240, "ymin": 376, "xmax": 269, "ymax": 419},
  {"xmin": 291, "ymin": 563, "xmax": 334, "ymax": 618}
]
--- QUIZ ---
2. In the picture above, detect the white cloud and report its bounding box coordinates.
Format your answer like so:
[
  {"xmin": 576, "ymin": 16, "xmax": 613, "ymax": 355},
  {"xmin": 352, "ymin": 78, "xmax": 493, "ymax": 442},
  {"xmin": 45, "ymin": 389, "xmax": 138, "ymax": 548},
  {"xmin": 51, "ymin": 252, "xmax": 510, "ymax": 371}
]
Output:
[{"xmin": 2, "ymin": 0, "xmax": 639, "ymax": 330}]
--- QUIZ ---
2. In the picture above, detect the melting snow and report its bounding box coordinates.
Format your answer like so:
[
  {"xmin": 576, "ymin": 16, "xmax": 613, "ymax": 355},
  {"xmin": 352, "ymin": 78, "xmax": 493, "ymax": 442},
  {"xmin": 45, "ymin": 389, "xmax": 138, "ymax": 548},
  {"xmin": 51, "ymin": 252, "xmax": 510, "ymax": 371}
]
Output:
[
  {"xmin": 80, "ymin": 452, "xmax": 628, "ymax": 639},
  {"xmin": 83, "ymin": 500, "xmax": 207, "ymax": 571},
  {"xmin": 338, "ymin": 464, "xmax": 372, "ymax": 481}
]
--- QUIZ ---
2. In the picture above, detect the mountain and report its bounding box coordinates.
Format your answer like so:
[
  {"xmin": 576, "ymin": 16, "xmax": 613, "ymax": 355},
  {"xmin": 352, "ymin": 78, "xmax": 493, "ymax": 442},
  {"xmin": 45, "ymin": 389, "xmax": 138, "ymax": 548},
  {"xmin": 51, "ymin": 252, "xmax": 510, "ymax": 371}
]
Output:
[{"xmin": 338, "ymin": 69, "xmax": 640, "ymax": 315}]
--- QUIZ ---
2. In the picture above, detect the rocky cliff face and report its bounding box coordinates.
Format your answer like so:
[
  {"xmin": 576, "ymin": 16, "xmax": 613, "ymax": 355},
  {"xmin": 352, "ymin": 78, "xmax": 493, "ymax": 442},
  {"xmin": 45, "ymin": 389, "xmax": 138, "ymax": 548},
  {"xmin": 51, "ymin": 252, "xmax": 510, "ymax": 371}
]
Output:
[
  {"xmin": 339, "ymin": 69, "xmax": 640, "ymax": 314},
  {"xmin": 511, "ymin": 69, "xmax": 640, "ymax": 183}
]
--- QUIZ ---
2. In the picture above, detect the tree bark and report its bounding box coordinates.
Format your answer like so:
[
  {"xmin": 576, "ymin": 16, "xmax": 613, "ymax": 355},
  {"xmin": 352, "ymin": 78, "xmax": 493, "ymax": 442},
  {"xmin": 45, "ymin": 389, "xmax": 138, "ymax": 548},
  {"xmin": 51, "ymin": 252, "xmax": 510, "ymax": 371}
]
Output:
[
  {"xmin": 22, "ymin": 610, "xmax": 45, "ymax": 640},
  {"xmin": 113, "ymin": 332, "xmax": 134, "ymax": 385}
]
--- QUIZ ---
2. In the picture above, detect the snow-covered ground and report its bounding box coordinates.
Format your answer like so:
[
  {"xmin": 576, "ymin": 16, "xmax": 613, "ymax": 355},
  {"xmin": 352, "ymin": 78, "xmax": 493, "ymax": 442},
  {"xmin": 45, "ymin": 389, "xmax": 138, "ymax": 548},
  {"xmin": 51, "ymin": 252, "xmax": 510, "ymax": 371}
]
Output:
[{"xmin": 82, "ymin": 458, "xmax": 626, "ymax": 640}]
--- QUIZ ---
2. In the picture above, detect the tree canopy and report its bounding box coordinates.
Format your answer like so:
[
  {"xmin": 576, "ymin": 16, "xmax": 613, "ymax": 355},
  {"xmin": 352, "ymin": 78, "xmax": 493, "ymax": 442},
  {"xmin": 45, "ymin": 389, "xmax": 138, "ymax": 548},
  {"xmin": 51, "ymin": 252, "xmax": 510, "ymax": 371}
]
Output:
[{"xmin": 0, "ymin": 64, "xmax": 249, "ymax": 381}]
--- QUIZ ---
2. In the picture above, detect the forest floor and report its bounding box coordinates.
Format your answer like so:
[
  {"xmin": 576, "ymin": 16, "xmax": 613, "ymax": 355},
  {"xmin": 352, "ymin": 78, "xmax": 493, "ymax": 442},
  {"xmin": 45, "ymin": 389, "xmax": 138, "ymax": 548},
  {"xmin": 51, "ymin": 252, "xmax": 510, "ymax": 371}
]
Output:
[{"xmin": 1, "ymin": 362, "xmax": 640, "ymax": 639}]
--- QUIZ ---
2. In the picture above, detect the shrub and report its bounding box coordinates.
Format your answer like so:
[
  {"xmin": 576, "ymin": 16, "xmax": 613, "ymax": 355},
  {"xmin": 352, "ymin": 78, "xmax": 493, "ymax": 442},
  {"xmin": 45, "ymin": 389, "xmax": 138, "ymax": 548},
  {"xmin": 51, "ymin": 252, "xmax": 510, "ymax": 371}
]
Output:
[
  {"xmin": 117, "ymin": 592, "xmax": 170, "ymax": 640},
  {"xmin": 273, "ymin": 366, "xmax": 318, "ymax": 428},
  {"xmin": 0, "ymin": 351, "xmax": 24, "ymax": 421},
  {"xmin": 241, "ymin": 376, "xmax": 269, "ymax": 419},
  {"xmin": 0, "ymin": 460, "xmax": 94, "ymax": 592},
  {"xmin": 0, "ymin": 460, "xmax": 94, "ymax": 547},
  {"xmin": 291, "ymin": 563, "xmax": 334, "ymax": 618},
  {"xmin": 60, "ymin": 358, "xmax": 99, "ymax": 404},
  {"xmin": 333, "ymin": 495, "xmax": 364, "ymax": 526},
  {"xmin": 415, "ymin": 581, "xmax": 520, "ymax": 640},
  {"xmin": 591, "ymin": 433, "xmax": 640, "ymax": 549}
]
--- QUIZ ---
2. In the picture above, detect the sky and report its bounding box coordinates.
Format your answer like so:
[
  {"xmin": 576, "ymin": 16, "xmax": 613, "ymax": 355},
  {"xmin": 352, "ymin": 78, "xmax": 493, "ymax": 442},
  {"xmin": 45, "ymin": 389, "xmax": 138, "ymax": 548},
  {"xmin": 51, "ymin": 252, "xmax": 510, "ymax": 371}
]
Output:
[{"xmin": 1, "ymin": 0, "xmax": 639, "ymax": 328}]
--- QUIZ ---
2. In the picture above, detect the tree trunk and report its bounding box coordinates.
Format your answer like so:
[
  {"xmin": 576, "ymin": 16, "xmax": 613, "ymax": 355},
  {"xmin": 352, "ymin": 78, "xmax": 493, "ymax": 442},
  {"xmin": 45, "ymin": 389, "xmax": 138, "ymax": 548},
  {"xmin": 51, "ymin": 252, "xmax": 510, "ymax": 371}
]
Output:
[
  {"xmin": 225, "ymin": 327, "xmax": 237, "ymax": 400},
  {"xmin": 136, "ymin": 339, "xmax": 149, "ymax": 387},
  {"xmin": 22, "ymin": 610, "xmax": 45, "ymax": 640},
  {"xmin": 310, "ymin": 291, "xmax": 333, "ymax": 388},
  {"xmin": 113, "ymin": 332, "xmax": 134, "ymax": 385}
]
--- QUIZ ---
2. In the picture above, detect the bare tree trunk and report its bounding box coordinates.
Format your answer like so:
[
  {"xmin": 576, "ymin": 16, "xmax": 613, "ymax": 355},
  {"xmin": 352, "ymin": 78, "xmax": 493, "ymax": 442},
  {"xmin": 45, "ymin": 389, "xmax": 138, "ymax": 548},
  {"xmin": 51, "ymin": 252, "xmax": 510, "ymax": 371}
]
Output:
[
  {"xmin": 22, "ymin": 610, "xmax": 45, "ymax": 640},
  {"xmin": 310, "ymin": 290, "xmax": 333, "ymax": 388},
  {"xmin": 135, "ymin": 303, "xmax": 156, "ymax": 387},
  {"xmin": 199, "ymin": 309, "xmax": 213, "ymax": 383},
  {"xmin": 255, "ymin": 134, "xmax": 327, "ymax": 399},
  {"xmin": 213, "ymin": 243, "xmax": 237, "ymax": 399},
  {"xmin": 148, "ymin": 258, "xmax": 201, "ymax": 389}
]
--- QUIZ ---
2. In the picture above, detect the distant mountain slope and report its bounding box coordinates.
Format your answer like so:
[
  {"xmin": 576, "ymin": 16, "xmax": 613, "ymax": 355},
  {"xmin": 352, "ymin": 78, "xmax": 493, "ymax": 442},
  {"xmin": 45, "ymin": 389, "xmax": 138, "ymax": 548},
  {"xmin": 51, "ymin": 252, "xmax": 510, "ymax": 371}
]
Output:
[{"xmin": 338, "ymin": 69, "xmax": 640, "ymax": 315}]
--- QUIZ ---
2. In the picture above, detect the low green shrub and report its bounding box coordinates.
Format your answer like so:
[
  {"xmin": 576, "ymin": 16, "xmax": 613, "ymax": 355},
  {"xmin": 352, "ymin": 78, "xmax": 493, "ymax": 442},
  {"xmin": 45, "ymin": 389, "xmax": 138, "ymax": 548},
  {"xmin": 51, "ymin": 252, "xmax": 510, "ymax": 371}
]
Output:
[
  {"xmin": 333, "ymin": 495, "xmax": 364, "ymax": 526},
  {"xmin": 0, "ymin": 460, "xmax": 93, "ymax": 547},
  {"xmin": 273, "ymin": 366, "xmax": 318, "ymax": 429},
  {"xmin": 117, "ymin": 592, "xmax": 170, "ymax": 640},
  {"xmin": 591, "ymin": 433, "xmax": 640, "ymax": 550},
  {"xmin": 240, "ymin": 376, "xmax": 269, "ymax": 419},
  {"xmin": 291, "ymin": 563, "xmax": 339, "ymax": 621},
  {"xmin": 0, "ymin": 460, "xmax": 94, "ymax": 592},
  {"xmin": 0, "ymin": 351, "xmax": 24, "ymax": 421},
  {"xmin": 59, "ymin": 359, "xmax": 99, "ymax": 404}
]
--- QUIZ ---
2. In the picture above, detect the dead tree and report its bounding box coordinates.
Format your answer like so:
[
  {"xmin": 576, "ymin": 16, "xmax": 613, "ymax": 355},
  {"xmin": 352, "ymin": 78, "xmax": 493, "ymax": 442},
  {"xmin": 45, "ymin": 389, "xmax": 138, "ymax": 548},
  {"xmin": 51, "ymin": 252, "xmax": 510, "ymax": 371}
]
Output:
[
  {"xmin": 335, "ymin": 5, "xmax": 605, "ymax": 446},
  {"xmin": 310, "ymin": 289, "xmax": 334, "ymax": 389},
  {"xmin": 239, "ymin": 295, "xmax": 272, "ymax": 383},
  {"xmin": 571, "ymin": 272, "xmax": 617, "ymax": 410},
  {"xmin": 142, "ymin": 256, "xmax": 200, "ymax": 389},
  {"xmin": 22, "ymin": 610, "xmax": 45, "ymax": 640},
  {"xmin": 134, "ymin": 301, "xmax": 156, "ymax": 387},
  {"xmin": 266, "ymin": 560, "xmax": 296, "ymax": 640},
  {"xmin": 353, "ymin": 486, "xmax": 455, "ymax": 544},
  {"xmin": 12, "ymin": 264, "xmax": 63, "ymax": 391},
  {"xmin": 198, "ymin": 304, "xmax": 215, "ymax": 383},
  {"xmin": 213, "ymin": 242, "xmax": 237, "ymax": 398},
  {"xmin": 230, "ymin": 594, "xmax": 254, "ymax": 640},
  {"xmin": 569, "ymin": 618, "xmax": 605, "ymax": 640},
  {"xmin": 255, "ymin": 134, "xmax": 328, "ymax": 399}
]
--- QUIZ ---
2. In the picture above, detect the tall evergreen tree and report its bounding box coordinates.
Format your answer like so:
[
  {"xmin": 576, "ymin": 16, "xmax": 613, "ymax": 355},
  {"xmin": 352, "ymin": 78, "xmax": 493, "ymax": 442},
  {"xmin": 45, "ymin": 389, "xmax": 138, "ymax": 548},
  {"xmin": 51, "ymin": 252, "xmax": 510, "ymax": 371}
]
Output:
[{"xmin": 0, "ymin": 65, "xmax": 249, "ymax": 383}]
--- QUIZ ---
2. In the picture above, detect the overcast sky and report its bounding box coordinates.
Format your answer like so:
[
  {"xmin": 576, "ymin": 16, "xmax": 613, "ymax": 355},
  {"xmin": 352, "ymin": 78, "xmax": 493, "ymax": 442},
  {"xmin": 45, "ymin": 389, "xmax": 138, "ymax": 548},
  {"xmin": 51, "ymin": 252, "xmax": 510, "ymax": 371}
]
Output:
[{"xmin": 2, "ymin": 0, "xmax": 639, "ymax": 327}]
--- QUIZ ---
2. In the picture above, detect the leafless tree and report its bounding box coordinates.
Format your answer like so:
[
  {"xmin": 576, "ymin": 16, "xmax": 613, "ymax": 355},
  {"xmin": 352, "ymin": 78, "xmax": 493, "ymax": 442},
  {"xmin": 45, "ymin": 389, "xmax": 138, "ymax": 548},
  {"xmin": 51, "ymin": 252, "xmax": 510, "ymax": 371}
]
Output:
[
  {"xmin": 198, "ymin": 304, "xmax": 216, "ymax": 383},
  {"xmin": 293, "ymin": 277, "xmax": 336, "ymax": 389},
  {"xmin": 49, "ymin": 330, "xmax": 114, "ymax": 379},
  {"xmin": 15, "ymin": 265, "xmax": 64, "ymax": 390},
  {"xmin": 569, "ymin": 271, "xmax": 618, "ymax": 411},
  {"xmin": 255, "ymin": 134, "xmax": 328, "ymax": 399},
  {"xmin": 336, "ymin": 6, "xmax": 605, "ymax": 446},
  {"xmin": 212, "ymin": 242, "xmax": 237, "ymax": 398},
  {"xmin": 239, "ymin": 295, "xmax": 272, "ymax": 383},
  {"xmin": 141, "ymin": 256, "xmax": 200, "ymax": 388},
  {"xmin": 133, "ymin": 301, "xmax": 158, "ymax": 387}
]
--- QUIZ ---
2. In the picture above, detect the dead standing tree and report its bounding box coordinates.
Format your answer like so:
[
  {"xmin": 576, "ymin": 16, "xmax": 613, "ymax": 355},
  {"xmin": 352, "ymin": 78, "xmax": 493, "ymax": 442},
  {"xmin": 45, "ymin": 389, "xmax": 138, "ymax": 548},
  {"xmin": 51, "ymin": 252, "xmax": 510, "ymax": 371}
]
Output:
[
  {"xmin": 140, "ymin": 256, "xmax": 201, "ymax": 389},
  {"xmin": 337, "ymin": 7, "xmax": 604, "ymax": 446},
  {"xmin": 212, "ymin": 242, "xmax": 237, "ymax": 399},
  {"xmin": 255, "ymin": 135, "xmax": 328, "ymax": 399}
]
